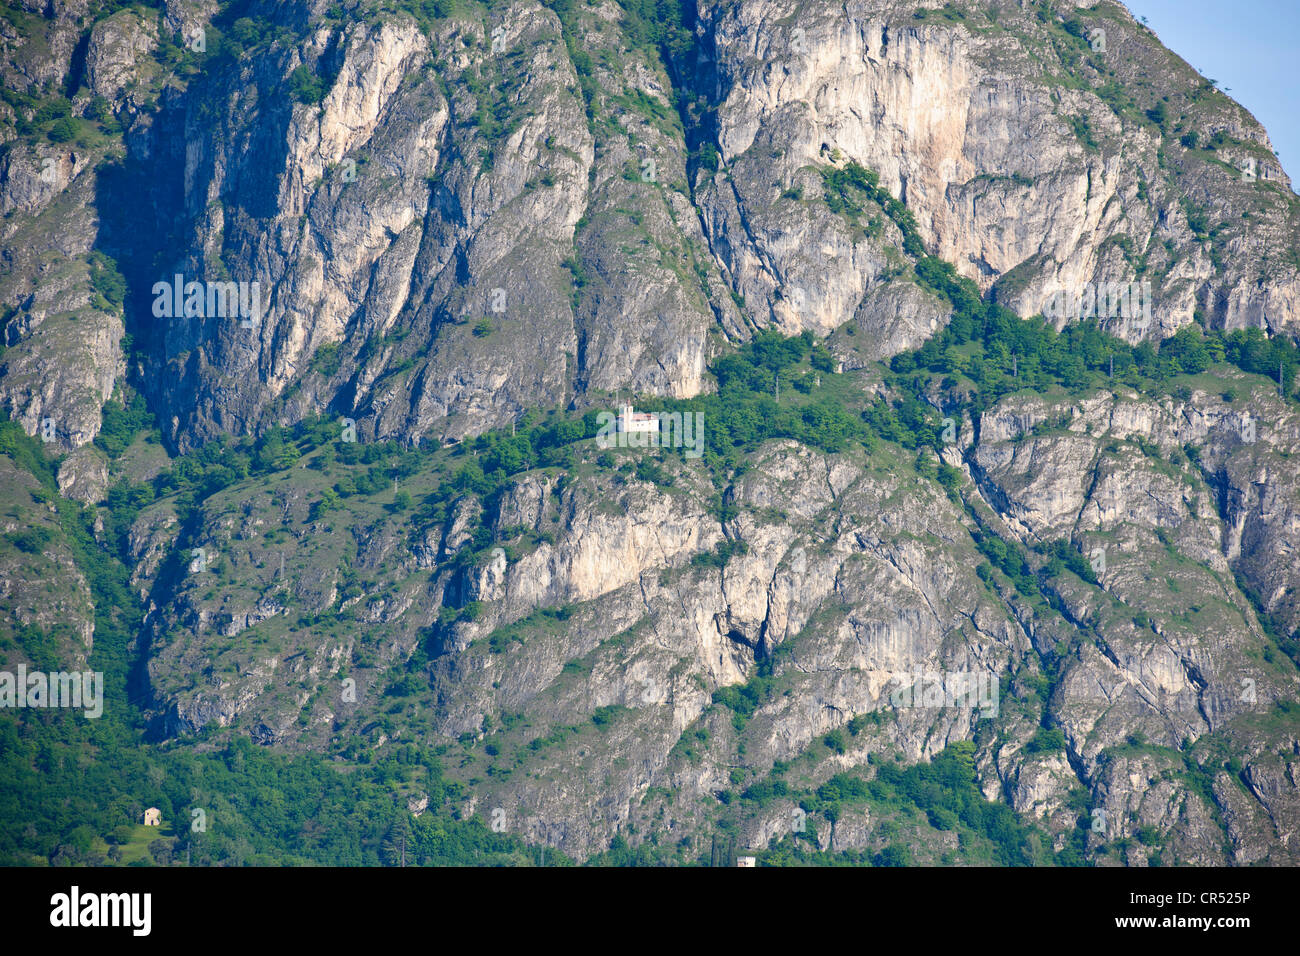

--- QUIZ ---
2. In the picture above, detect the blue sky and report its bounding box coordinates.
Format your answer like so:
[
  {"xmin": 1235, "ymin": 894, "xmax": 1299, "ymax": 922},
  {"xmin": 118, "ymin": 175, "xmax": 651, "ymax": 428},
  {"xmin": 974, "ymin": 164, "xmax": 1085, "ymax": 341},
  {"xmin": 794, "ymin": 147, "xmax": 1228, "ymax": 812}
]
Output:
[{"xmin": 1122, "ymin": 0, "xmax": 1299, "ymax": 188}]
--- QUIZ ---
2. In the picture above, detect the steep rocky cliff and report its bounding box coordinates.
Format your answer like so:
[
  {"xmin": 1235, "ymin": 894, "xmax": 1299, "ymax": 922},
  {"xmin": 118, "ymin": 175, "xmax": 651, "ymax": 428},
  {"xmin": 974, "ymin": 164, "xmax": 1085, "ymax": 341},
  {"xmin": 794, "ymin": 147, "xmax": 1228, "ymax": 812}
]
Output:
[
  {"xmin": 2, "ymin": 0, "xmax": 1299, "ymax": 866},
  {"xmin": 5, "ymin": 0, "xmax": 1298, "ymax": 454}
]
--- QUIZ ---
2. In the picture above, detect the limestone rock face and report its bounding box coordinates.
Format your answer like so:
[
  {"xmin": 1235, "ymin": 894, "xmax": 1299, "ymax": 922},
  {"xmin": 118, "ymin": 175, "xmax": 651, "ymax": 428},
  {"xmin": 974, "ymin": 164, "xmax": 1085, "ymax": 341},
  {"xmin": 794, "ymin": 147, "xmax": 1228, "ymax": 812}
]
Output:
[
  {"xmin": 57, "ymin": 445, "xmax": 110, "ymax": 505},
  {"xmin": 3, "ymin": 0, "xmax": 1300, "ymax": 866},
  {"xmin": 85, "ymin": 11, "xmax": 159, "ymax": 106},
  {"xmin": 5, "ymin": 0, "xmax": 1297, "ymax": 452},
  {"xmin": 699, "ymin": 0, "xmax": 1298, "ymax": 344}
]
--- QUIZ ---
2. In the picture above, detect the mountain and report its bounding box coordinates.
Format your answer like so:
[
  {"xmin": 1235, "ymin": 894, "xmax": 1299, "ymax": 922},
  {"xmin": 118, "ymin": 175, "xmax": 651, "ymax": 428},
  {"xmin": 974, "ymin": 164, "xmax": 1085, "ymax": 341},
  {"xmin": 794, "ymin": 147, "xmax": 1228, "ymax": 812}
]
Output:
[{"xmin": 1, "ymin": 0, "xmax": 1298, "ymax": 866}]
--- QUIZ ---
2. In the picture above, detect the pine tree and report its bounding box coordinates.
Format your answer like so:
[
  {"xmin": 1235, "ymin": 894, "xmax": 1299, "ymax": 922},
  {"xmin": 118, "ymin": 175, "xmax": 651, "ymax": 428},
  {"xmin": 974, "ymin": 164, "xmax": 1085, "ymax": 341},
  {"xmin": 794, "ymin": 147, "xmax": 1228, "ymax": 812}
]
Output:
[{"xmin": 382, "ymin": 815, "xmax": 412, "ymax": 867}]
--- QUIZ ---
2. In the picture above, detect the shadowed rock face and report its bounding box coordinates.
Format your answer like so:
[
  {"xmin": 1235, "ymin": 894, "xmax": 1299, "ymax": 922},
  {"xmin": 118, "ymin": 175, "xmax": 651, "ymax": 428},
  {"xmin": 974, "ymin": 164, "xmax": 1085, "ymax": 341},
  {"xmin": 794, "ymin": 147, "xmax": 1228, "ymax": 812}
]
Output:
[{"xmin": 2, "ymin": 0, "xmax": 1300, "ymax": 865}]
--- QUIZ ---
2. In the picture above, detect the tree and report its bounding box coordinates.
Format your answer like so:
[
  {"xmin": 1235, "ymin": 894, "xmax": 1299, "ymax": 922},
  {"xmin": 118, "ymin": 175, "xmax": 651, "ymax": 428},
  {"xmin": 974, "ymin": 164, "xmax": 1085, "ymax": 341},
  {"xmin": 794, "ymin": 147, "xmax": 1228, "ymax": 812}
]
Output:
[
  {"xmin": 874, "ymin": 844, "xmax": 911, "ymax": 866},
  {"xmin": 289, "ymin": 65, "xmax": 327, "ymax": 104},
  {"xmin": 148, "ymin": 838, "xmax": 173, "ymax": 865},
  {"xmin": 47, "ymin": 117, "xmax": 77, "ymax": 143},
  {"xmin": 1161, "ymin": 324, "xmax": 1211, "ymax": 374},
  {"xmin": 383, "ymin": 815, "xmax": 413, "ymax": 867}
]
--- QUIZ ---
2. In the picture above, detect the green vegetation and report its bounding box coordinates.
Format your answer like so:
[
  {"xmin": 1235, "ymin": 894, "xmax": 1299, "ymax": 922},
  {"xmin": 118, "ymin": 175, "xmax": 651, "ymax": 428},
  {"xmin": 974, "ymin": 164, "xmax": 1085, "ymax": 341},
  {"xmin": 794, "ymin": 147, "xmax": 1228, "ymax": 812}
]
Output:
[
  {"xmin": 1024, "ymin": 727, "xmax": 1068, "ymax": 755},
  {"xmin": 0, "ymin": 722, "xmax": 553, "ymax": 865},
  {"xmin": 95, "ymin": 389, "xmax": 157, "ymax": 458},
  {"xmin": 896, "ymin": 251, "xmax": 1299, "ymax": 421},
  {"xmin": 88, "ymin": 251, "xmax": 128, "ymax": 311},
  {"xmin": 1066, "ymin": 114, "xmax": 1099, "ymax": 152},
  {"xmin": 0, "ymin": 416, "xmax": 58, "ymax": 489},
  {"xmin": 386, "ymin": 0, "xmax": 455, "ymax": 33},
  {"xmin": 690, "ymin": 538, "xmax": 748, "ymax": 569},
  {"xmin": 289, "ymin": 64, "xmax": 330, "ymax": 105},
  {"xmin": 482, "ymin": 605, "xmax": 572, "ymax": 655},
  {"xmin": 913, "ymin": 3, "xmax": 968, "ymax": 23},
  {"xmin": 0, "ymin": 406, "xmax": 563, "ymax": 864},
  {"xmin": 821, "ymin": 162, "xmax": 922, "ymax": 254},
  {"xmin": 712, "ymin": 670, "xmax": 775, "ymax": 732},
  {"xmin": 751, "ymin": 743, "xmax": 1062, "ymax": 866},
  {"xmin": 641, "ymin": 329, "xmax": 867, "ymax": 483}
]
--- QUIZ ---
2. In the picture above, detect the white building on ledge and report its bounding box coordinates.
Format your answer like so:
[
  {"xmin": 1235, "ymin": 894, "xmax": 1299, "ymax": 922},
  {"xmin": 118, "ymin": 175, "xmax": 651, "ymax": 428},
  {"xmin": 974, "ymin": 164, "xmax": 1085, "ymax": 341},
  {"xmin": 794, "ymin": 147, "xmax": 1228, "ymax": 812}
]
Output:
[{"xmin": 616, "ymin": 404, "xmax": 659, "ymax": 435}]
